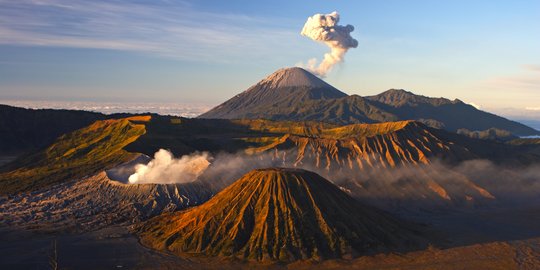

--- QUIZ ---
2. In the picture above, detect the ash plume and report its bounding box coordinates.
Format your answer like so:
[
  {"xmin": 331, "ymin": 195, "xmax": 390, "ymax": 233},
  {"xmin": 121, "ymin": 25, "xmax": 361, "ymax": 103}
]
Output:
[
  {"xmin": 300, "ymin": 11, "xmax": 358, "ymax": 77},
  {"xmin": 128, "ymin": 149, "xmax": 210, "ymax": 184}
]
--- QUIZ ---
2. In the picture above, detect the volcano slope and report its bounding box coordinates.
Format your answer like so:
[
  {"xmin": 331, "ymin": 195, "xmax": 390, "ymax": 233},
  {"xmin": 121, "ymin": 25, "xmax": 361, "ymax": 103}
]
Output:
[
  {"xmin": 137, "ymin": 168, "xmax": 427, "ymax": 262},
  {"xmin": 0, "ymin": 115, "xmax": 214, "ymax": 232},
  {"xmin": 0, "ymin": 171, "xmax": 212, "ymax": 232},
  {"xmin": 0, "ymin": 116, "xmax": 150, "ymax": 194},
  {"xmin": 198, "ymin": 67, "xmax": 348, "ymax": 120}
]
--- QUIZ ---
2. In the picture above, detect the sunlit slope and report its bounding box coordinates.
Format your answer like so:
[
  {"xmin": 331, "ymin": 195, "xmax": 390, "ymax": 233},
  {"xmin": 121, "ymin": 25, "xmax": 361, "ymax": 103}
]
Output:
[
  {"xmin": 137, "ymin": 168, "xmax": 426, "ymax": 262},
  {"xmin": 124, "ymin": 116, "xmax": 536, "ymax": 165},
  {"xmin": 245, "ymin": 121, "xmax": 499, "ymax": 208},
  {"xmin": 124, "ymin": 116, "xmax": 340, "ymax": 156},
  {"xmin": 251, "ymin": 121, "xmax": 474, "ymax": 168},
  {"xmin": 0, "ymin": 116, "xmax": 149, "ymax": 194}
]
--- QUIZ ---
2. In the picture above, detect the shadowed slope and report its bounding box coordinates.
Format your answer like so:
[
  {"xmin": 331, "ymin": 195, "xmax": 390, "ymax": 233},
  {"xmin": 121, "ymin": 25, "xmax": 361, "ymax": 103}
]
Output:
[
  {"xmin": 366, "ymin": 89, "xmax": 538, "ymax": 135},
  {"xmin": 0, "ymin": 104, "xmax": 107, "ymax": 154},
  {"xmin": 137, "ymin": 168, "xmax": 426, "ymax": 262}
]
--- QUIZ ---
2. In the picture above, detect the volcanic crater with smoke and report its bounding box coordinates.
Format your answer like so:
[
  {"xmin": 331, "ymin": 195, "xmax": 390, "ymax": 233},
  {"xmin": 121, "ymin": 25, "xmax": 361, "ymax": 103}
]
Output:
[
  {"xmin": 128, "ymin": 149, "xmax": 210, "ymax": 184},
  {"xmin": 300, "ymin": 11, "xmax": 358, "ymax": 77}
]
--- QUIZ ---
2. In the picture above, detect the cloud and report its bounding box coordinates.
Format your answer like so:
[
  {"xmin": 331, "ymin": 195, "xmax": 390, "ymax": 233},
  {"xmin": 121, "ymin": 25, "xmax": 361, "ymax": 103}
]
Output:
[
  {"xmin": 522, "ymin": 64, "xmax": 540, "ymax": 72},
  {"xmin": 0, "ymin": 0, "xmax": 298, "ymax": 62},
  {"xmin": 525, "ymin": 107, "xmax": 540, "ymax": 111},
  {"xmin": 299, "ymin": 11, "xmax": 358, "ymax": 77},
  {"xmin": 468, "ymin": 102, "xmax": 481, "ymax": 109},
  {"xmin": 485, "ymin": 75, "xmax": 540, "ymax": 88},
  {"xmin": 0, "ymin": 99, "xmax": 212, "ymax": 117}
]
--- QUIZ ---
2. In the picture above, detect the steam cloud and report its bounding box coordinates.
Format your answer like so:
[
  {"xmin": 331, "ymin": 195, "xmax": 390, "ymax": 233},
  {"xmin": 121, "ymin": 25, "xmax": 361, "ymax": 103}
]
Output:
[
  {"xmin": 300, "ymin": 11, "xmax": 358, "ymax": 77},
  {"xmin": 124, "ymin": 148, "xmax": 540, "ymax": 210},
  {"xmin": 128, "ymin": 149, "xmax": 210, "ymax": 184},
  {"xmin": 199, "ymin": 152, "xmax": 540, "ymax": 210}
]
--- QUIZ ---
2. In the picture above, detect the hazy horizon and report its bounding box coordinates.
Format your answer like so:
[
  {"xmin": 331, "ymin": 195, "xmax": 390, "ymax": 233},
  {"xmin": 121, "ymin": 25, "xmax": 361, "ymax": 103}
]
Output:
[{"xmin": 2, "ymin": 97, "xmax": 539, "ymax": 131}]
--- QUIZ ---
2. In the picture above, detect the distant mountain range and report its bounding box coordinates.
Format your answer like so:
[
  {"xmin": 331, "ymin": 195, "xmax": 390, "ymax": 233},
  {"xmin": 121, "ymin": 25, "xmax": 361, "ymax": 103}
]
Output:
[{"xmin": 199, "ymin": 67, "xmax": 539, "ymax": 136}]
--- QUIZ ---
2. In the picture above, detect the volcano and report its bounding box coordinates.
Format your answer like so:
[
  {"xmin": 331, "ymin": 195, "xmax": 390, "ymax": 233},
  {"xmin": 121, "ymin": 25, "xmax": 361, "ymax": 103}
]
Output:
[
  {"xmin": 137, "ymin": 168, "xmax": 426, "ymax": 262},
  {"xmin": 198, "ymin": 67, "xmax": 348, "ymax": 119},
  {"xmin": 199, "ymin": 68, "xmax": 539, "ymax": 136}
]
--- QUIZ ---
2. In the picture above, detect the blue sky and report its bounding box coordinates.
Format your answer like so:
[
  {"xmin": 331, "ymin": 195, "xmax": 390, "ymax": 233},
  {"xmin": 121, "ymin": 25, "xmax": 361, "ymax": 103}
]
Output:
[{"xmin": 0, "ymin": 0, "xmax": 539, "ymax": 118}]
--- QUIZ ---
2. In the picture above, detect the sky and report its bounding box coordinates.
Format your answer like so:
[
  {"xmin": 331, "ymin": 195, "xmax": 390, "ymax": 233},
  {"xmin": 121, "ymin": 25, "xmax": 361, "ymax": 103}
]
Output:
[{"xmin": 0, "ymin": 0, "xmax": 539, "ymax": 120}]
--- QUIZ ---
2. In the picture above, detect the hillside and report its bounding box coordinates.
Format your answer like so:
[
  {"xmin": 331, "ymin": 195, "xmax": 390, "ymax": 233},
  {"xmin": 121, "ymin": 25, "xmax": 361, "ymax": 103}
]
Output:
[
  {"xmin": 243, "ymin": 121, "xmax": 499, "ymax": 209},
  {"xmin": 198, "ymin": 68, "xmax": 539, "ymax": 136},
  {"xmin": 366, "ymin": 89, "xmax": 538, "ymax": 135},
  {"xmin": 0, "ymin": 116, "xmax": 149, "ymax": 194},
  {"xmin": 251, "ymin": 121, "xmax": 474, "ymax": 168},
  {"xmin": 137, "ymin": 168, "xmax": 426, "ymax": 261}
]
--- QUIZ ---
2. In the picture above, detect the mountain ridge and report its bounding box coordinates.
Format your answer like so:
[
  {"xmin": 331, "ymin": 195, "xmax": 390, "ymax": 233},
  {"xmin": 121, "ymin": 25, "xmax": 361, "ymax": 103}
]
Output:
[{"xmin": 199, "ymin": 68, "xmax": 539, "ymax": 136}]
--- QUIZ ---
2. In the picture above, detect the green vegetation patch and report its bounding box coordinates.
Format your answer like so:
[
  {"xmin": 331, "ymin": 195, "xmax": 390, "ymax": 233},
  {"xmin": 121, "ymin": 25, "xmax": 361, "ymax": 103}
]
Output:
[{"xmin": 0, "ymin": 117, "xmax": 146, "ymax": 194}]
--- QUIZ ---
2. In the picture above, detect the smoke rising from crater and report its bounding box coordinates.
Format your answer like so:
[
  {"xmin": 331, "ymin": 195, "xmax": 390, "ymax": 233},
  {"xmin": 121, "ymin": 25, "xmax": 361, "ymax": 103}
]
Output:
[
  {"xmin": 200, "ymin": 152, "xmax": 540, "ymax": 208},
  {"xmin": 125, "ymin": 148, "xmax": 540, "ymax": 208},
  {"xmin": 300, "ymin": 11, "xmax": 358, "ymax": 77},
  {"xmin": 128, "ymin": 149, "xmax": 210, "ymax": 184}
]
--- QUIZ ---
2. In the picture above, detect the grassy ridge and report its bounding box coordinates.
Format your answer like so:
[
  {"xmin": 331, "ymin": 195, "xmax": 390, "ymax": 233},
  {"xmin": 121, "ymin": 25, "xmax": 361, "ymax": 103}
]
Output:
[{"xmin": 0, "ymin": 116, "xmax": 149, "ymax": 194}]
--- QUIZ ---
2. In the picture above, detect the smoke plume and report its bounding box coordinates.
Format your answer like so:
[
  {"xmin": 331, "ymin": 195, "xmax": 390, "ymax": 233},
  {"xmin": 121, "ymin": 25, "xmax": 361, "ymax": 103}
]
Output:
[
  {"xmin": 128, "ymin": 149, "xmax": 210, "ymax": 184},
  {"xmin": 300, "ymin": 11, "xmax": 358, "ymax": 77},
  {"xmin": 123, "ymin": 148, "xmax": 540, "ymax": 211}
]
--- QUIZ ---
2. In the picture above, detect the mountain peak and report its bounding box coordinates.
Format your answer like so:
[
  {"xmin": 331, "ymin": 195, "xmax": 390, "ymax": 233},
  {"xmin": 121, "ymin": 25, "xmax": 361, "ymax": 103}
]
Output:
[
  {"xmin": 257, "ymin": 67, "xmax": 334, "ymax": 89},
  {"xmin": 367, "ymin": 89, "xmax": 456, "ymax": 107},
  {"xmin": 137, "ymin": 168, "xmax": 425, "ymax": 261},
  {"xmin": 198, "ymin": 67, "xmax": 347, "ymax": 119}
]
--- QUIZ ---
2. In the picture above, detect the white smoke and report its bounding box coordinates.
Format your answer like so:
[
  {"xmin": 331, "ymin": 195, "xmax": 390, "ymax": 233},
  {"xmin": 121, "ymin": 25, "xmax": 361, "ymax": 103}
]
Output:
[
  {"xmin": 122, "ymin": 148, "xmax": 540, "ymax": 210},
  {"xmin": 300, "ymin": 11, "xmax": 358, "ymax": 77},
  {"xmin": 128, "ymin": 149, "xmax": 210, "ymax": 184}
]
